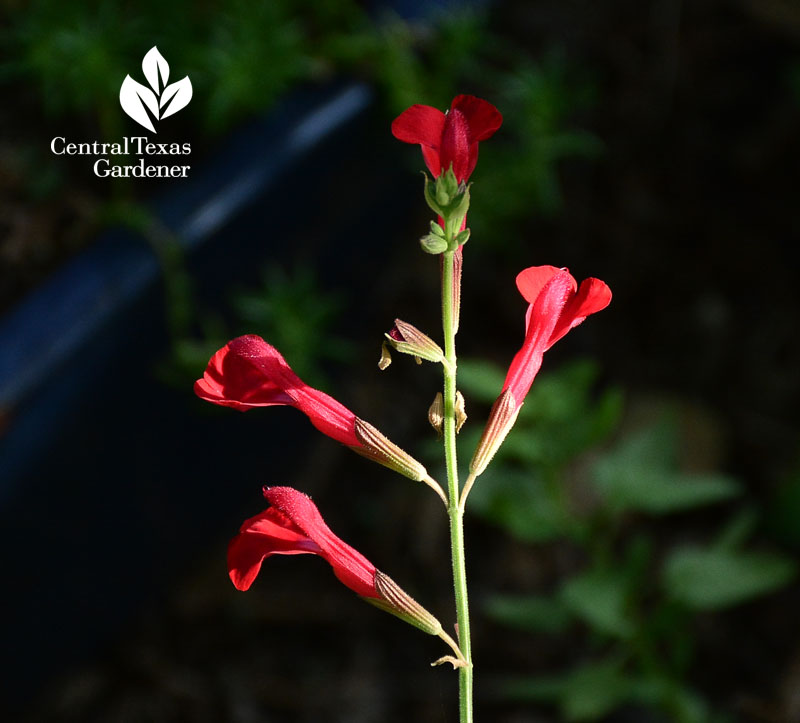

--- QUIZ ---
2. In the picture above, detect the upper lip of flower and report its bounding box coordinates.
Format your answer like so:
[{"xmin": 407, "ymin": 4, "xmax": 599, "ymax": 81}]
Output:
[
  {"xmin": 227, "ymin": 485, "xmax": 379, "ymax": 598},
  {"xmin": 391, "ymin": 94, "xmax": 503, "ymax": 182}
]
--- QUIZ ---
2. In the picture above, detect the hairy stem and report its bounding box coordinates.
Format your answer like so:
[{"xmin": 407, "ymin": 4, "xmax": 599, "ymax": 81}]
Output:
[{"xmin": 441, "ymin": 248, "xmax": 473, "ymax": 722}]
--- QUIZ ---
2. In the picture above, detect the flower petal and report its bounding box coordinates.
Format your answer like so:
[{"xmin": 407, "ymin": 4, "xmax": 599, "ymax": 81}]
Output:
[
  {"xmin": 230, "ymin": 336, "xmax": 360, "ymax": 446},
  {"xmin": 195, "ymin": 335, "xmax": 360, "ymax": 447},
  {"xmin": 227, "ymin": 506, "xmax": 321, "ymax": 591},
  {"xmin": 194, "ymin": 336, "xmax": 293, "ymax": 410},
  {"xmin": 420, "ymin": 144, "xmax": 443, "ymax": 177},
  {"xmin": 264, "ymin": 487, "xmax": 378, "ymax": 598},
  {"xmin": 504, "ymin": 270, "xmax": 575, "ymax": 402},
  {"xmin": 450, "ymin": 94, "xmax": 503, "ymax": 142},
  {"xmin": 391, "ymin": 104, "xmax": 446, "ymax": 148},
  {"xmin": 516, "ymin": 265, "xmax": 569, "ymax": 304},
  {"xmin": 548, "ymin": 277, "xmax": 612, "ymax": 348},
  {"xmin": 393, "ymin": 96, "xmax": 501, "ymax": 180},
  {"xmin": 440, "ymin": 107, "xmax": 472, "ymax": 181}
]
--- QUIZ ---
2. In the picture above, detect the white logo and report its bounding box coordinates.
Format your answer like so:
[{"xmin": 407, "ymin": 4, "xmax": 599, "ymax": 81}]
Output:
[{"xmin": 120, "ymin": 47, "xmax": 192, "ymax": 133}]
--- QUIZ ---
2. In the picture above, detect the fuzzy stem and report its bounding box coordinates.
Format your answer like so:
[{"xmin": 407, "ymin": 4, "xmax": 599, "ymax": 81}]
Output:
[{"xmin": 441, "ymin": 248, "xmax": 473, "ymax": 722}]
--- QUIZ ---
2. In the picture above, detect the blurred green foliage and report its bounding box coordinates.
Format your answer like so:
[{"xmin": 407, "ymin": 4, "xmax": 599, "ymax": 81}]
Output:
[
  {"xmin": 2, "ymin": 0, "xmax": 319, "ymax": 135},
  {"xmin": 164, "ymin": 264, "xmax": 351, "ymax": 391},
  {"xmin": 458, "ymin": 358, "xmax": 795, "ymax": 722},
  {"xmin": 3, "ymin": 1, "xmax": 599, "ymax": 227},
  {"xmin": 2, "ymin": 1, "xmax": 602, "ymax": 378}
]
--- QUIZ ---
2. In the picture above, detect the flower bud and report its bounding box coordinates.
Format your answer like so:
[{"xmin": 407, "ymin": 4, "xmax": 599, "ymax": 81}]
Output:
[
  {"xmin": 385, "ymin": 320, "xmax": 445, "ymax": 364},
  {"xmin": 351, "ymin": 418, "xmax": 429, "ymax": 481},
  {"xmin": 428, "ymin": 392, "xmax": 444, "ymax": 435},
  {"xmin": 469, "ymin": 390, "xmax": 521, "ymax": 477},
  {"xmin": 436, "ymin": 166, "xmax": 460, "ymax": 205},
  {"xmin": 423, "ymin": 169, "xmax": 471, "ymax": 243},
  {"xmin": 420, "ymin": 233, "xmax": 449, "ymax": 254},
  {"xmin": 364, "ymin": 571, "xmax": 443, "ymax": 636}
]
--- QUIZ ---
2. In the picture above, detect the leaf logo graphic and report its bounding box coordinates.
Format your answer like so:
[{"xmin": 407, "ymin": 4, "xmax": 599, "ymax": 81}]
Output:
[{"xmin": 120, "ymin": 47, "xmax": 192, "ymax": 133}]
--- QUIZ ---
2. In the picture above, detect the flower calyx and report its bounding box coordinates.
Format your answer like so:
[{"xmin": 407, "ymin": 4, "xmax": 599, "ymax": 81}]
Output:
[
  {"xmin": 364, "ymin": 571, "xmax": 443, "ymax": 635},
  {"xmin": 431, "ymin": 655, "xmax": 471, "ymax": 670},
  {"xmin": 351, "ymin": 418, "xmax": 429, "ymax": 482},
  {"xmin": 454, "ymin": 390, "xmax": 467, "ymax": 433},
  {"xmin": 469, "ymin": 389, "xmax": 520, "ymax": 477},
  {"xmin": 428, "ymin": 392, "xmax": 444, "ymax": 436},
  {"xmin": 385, "ymin": 319, "xmax": 445, "ymax": 366}
]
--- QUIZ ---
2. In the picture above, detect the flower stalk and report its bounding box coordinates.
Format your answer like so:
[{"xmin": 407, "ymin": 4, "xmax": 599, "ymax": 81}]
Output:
[
  {"xmin": 194, "ymin": 93, "xmax": 610, "ymax": 723},
  {"xmin": 441, "ymin": 245, "xmax": 474, "ymax": 722}
]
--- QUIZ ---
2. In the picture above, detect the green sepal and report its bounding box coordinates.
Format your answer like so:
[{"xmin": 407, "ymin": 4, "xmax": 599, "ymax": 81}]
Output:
[
  {"xmin": 454, "ymin": 228, "xmax": 471, "ymax": 246},
  {"xmin": 436, "ymin": 166, "xmax": 460, "ymax": 205},
  {"xmin": 429, "ymin": 220, "xmax": 445, "ymax": 237},
  {"xmin": 423, "ymin": 173, "xmax": 445, "ymax": 216},
  {"xmin": 420, "ymin": 233, "xmax": 449, "ymax": 254}
]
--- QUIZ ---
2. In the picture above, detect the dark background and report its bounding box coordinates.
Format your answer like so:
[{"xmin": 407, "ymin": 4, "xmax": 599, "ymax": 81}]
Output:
[{"xmin": 1, "ymin": 0, "xmax": 799, "ymax": 721}]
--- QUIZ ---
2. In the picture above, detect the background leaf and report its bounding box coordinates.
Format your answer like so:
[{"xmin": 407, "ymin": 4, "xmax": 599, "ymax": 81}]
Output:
[
  {"xmin": 457, "ymin": 358, "xmax": 507, "ymax": 404},
  {"xmin": 663, "ymin": 546, "xmax": 796, "ymax": 610},
  {"xmin": 484, "ymin": 593, "xmax": 572, "ymax": 634},
  {"xmin": 467, "ymin": 466, "xmax": 578, "ymax": 542},
  {"xmin": 560, "ymin": 569, "xmax": 633, "ymax": 638},
  {"xmin": 560, "ymin": 661, "xmax": 633, "ymax": 721},
  {"xmin": 592, "ymin": 422, "xmax": 741, "ymax": 515}
]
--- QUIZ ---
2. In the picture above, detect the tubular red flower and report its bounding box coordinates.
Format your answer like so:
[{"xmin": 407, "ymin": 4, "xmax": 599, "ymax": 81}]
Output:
[
  {"xmin": 228, "ymin": 486, "xmax": 378, "ymax": 597},
  {"xmin": 195, "ymin": 335, "xmax": 431, "ymax": 482},
  {"xmin": 470, "ymin": 266, "xmax": 611, "ymax": 477},
  {"xmin": 503, "ymin": 266, "xmax": 612, "ymax": 405},
  {"xmin": 392, "ymin": 94, "xmax": 502, "ymax": 182},
  {"xmin": 229, "ymin": 487, "xmax": 446, "ymax": 637},
  {"xmin": 194, "ymin": 334, "xmax": 359, "ymax": 447}
]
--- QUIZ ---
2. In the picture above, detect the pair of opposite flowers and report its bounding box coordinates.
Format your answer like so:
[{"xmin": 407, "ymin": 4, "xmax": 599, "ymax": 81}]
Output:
[{"xmin": 194, "ymin": 95, "xmax": 611, "ymax": 639}]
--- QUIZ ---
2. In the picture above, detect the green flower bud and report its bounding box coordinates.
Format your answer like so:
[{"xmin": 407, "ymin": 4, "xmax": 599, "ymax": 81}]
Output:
[{"xmin": 420, "ymin": 233, "xmax": 449, "ymax": 254}]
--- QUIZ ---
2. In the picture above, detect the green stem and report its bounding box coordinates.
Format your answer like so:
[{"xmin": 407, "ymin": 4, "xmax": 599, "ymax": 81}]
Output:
[{"xmin": 441, "ymin": 249, "xmax": 473, "ymax": 722}]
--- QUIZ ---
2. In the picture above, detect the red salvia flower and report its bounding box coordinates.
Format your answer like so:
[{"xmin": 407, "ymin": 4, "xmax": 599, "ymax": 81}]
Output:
[
  {"xmin": 391, "ymin": 94, "xmax": 503, "ymax": 182},
  {"xmin": 228, "ymin": 487, "xmax": 447, "ymax": 638},
  {"xmin": 194, "ymin": 334, "xmax": 359, "ymax": 446},
  {"xmin": 228, "ymin": 486, "xmax": 378, "ymax": 596},
  {"xmin": 195, "ymin": 335, "xmax": 432, "ymax": 483},
  {"xmin": 470, "ymin": 266, "xmax": 611, "ymax": 477},
  {"xmin": 503, "ymin": 266, "xmax": 612, "ymax": 405}
]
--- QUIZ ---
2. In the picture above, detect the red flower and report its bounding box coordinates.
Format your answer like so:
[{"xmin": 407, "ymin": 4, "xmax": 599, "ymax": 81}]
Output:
[
  {"xmin": 194, "ymin": 334, "xmax": 359, "ymax": 447},
  {"xmin": 195, "ymin": 335, "xmax": 431, "ymax": 482},
  {"xmin": 228, "ymin": 486, "xmax": 379, "ymax": 596},
  {"xmin": 503, "ymin": 266, "xmax": 612, "ymax": 405},
  {"xmin": 470, "ymin": 266, "xmax": 610, "ymax": 478},
  {"xmin": 391, "ymin": 94, "xmax": 502, "ymax": 182},
  {"xmin": 229, "ymin": 487, "xmax": 447, "ymax": 637}
]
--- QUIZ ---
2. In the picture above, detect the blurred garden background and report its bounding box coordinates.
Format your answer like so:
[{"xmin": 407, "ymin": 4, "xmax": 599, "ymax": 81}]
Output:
[{"xmin": 1, "ymin": 0, "xmax": 799, "ymax": 721}]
